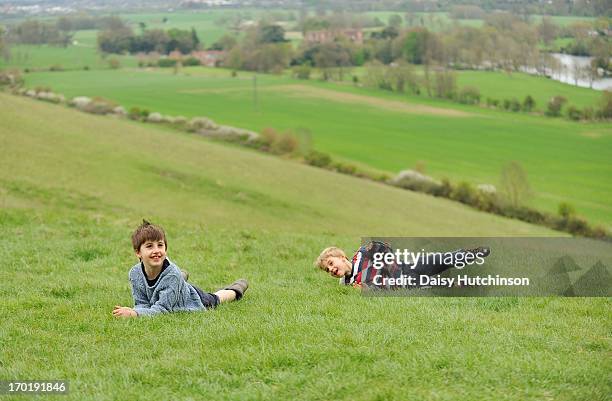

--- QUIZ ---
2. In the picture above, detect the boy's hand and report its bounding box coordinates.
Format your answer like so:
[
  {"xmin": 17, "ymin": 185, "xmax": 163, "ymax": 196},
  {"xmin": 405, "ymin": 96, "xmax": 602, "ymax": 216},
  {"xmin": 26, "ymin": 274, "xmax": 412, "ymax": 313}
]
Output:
[{"xmin": 113, "ymin": 305, "xmax": 137, "ymax": 318}]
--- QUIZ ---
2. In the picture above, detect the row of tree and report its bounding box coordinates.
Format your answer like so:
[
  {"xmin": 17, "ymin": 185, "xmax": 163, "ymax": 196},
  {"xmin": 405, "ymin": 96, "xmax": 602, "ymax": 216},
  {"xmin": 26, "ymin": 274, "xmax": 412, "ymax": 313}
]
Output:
[
  {"xmin": 255, "ymin": 0, "xmax": 611, "ymax": 17},
  {"xmin": 5, "ymin": 19, "xmax": 73, "ymax": 47},
  {"xmin": 2, "ymin": 16, "xmax": 139, "ymax": 48},
  {"xmin": 218, "ymin": 15, "xmax": 609, "ymax": 80},
  {"xmin": 97, "ymin": 22, "xmax": 200, "ymax": 55}
]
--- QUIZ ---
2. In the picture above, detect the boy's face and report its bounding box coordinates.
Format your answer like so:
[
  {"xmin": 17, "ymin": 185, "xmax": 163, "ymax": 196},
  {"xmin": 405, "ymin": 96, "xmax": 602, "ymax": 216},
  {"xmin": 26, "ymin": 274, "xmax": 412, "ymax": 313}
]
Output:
[
  {"xmin": 136, "ymin": 239, "xmax": 167, "ymax": 270},
  {"xmin": 324, "ymin": 256, "xmax": 352, "ymax": 278}
]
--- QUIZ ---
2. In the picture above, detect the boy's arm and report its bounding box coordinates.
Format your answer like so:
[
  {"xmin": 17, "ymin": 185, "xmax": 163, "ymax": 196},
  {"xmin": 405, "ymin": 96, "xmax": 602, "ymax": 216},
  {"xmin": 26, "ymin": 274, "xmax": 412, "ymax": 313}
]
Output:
[
  {"xmin": 130, "ymin": 276, "xmax": 151, "ymax": 310},
  {"xmin": 131, "ymin": 276, "xmax": 180, "ymax": 316}
]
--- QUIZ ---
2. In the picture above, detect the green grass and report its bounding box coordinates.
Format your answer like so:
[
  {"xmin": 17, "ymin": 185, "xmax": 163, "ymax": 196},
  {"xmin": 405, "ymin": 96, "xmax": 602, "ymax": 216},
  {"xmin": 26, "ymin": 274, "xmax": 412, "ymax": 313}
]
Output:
[
  {"xmin": 121, "ymin": 10, "xmax": 247, "ymax": 47},
  {"xmin": 455, "ymin": 69, "xmax": 603, "ymax": 109},
  {"xmin": 0, "ymin": 30, "xmax": 138, "ymax": 71},
  {"xmin": 363, "ymin": 12, "xmax": 594, "ymax": 31},
  {"xmin": 346, "ymin": 66, "xmax": 603, "ymax": 110},
  {"xmin": 19, "ymin": 67, "xmax": 612, "ymax": 228},
  {"xmin": 0, "ymin": 9, "xmax": 244, "ymax": 71},
  {"xmin": 1, "ymin": 92, "xmax": 610, "ymax": 401}
]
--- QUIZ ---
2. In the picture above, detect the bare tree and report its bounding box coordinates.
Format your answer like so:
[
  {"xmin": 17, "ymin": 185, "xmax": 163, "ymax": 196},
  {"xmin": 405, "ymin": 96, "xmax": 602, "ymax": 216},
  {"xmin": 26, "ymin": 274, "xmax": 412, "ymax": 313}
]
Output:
[
  {"xmin": 500, "ymin": 161, "xmax": 532, "ymax": 208},
  {"xmin": 572, "ymin": 61, "xmax": 586, "ymax": 86}
]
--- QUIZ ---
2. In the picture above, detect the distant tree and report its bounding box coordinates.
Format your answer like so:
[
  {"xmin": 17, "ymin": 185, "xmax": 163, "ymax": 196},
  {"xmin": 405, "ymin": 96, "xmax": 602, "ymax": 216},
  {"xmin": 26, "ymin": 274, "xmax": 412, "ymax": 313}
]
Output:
[
  {"xmin": 312, "ymin": 42, "xmax": 352, "ymax": 80},
  {"xmin": 209, "ymin": 34, "xmax": 237, "ymax": 51},
  {"xmin": 558, "ymin": 202, "xmax": 576, "ymax": 218},
  {"xmin": 433, "ymin": 69, "xmax": 456, "ymax": 99},
  {"xmin": 584, "ymin": 60, "xmax": 599, "ymax": 89},
  {"xmin": 538, "ymin": 16, "xmax": 558, "ymax": 46},
  {"xmin": 257, "ymin": 24, "xmax": 286, "ymax": 44},
  {"xmin": 522, "ymin": 95, "xmax": 536, "ymax": 112},
  {"xmin": 101, "ymin": 16, "xmax": 128, "ymax": 31},
  {"xmin": 371, "ymin": 17, "xmax": 385, "ymax": 27},
  {"xmin": 166, "ymin": 28, "xmax": 200, "ymax": 54},
  {"xmin": 399, "ymin": 28, "xmax": 428, "ymax": 64},
  {"xmin": 56, "ymin": 17, "xmax": 73, "ymax": 33},
  {"xmin": 510, "ymin": 98, "xmax": 521, "ymax": 112},
  {"xmin": 97, "ymin": 25, "xmax": 134, "ymax": 54},
  {"xmin": 292, "ymin": 64, "xmax": 311, "ymax": 79},
  {"xmin": 458, "ymin": 86, "xmax": 480, "ymax": 104},
  {"xmin": 399, "ymin": 28, "xmax": 444, "ymax": 66},
  {"xmin": 599, "ymin": 90, "xmax": 612, "ymax": 119},
  {"xmin": 589, "ymin": 36, "xmax": 610, "ymax": 71},
  {"xmin": 500, "ymin": 161, "xmax": 532, "ymax": 207},
  {"xmin": 13, "ymin": 20, "xmax": 70, "ymax": 46},
  {"xmin": 546, "ymin": 96, "xmax": 567, "ymax": 117},
  {"xmin": 388, "ymin": 14, "xmax": 403, "ymax": 28},
  {"xmin": 133, "ymin": 29, "xmax": 169, "ymax": 53},
  {"xmin": 364, "ymin": 60, "xmax": 419, "ymax": 94},
  {"xmin": 370, "ymin": 26, "xmax": 399, "ymax": 40},
  {"xmin": 389, "ymin": 61, "xmax": 419, "ymax": 93},
  {"xmin": 0, "ymin": 26, "xmax": 8, "ymax": 61},
  {"xmin": 566, "ymin": 105, "xmax": 583, "ymax": 121},
  {"xmin": 235, "ymin": 39, "xmax": 293, "ymax": 74},
  {"xmin": 190, "ymin": 27, "xmax": 200, "ymax": 47}
]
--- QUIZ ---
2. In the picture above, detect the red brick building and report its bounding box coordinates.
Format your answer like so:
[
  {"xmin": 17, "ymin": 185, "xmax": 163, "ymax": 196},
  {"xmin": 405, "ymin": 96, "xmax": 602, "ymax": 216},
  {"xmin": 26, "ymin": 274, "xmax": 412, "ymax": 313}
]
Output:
[{"xmin": 304, "ymin": 29, "xmax": 363, "ymax": 45}]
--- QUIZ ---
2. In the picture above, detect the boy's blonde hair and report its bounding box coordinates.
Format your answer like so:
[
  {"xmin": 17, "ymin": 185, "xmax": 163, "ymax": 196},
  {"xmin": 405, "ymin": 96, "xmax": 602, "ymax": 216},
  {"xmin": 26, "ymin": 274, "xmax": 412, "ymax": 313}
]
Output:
[{"xmin": 314, "ymin": 247, "xmax": 347, "ymax": 270}]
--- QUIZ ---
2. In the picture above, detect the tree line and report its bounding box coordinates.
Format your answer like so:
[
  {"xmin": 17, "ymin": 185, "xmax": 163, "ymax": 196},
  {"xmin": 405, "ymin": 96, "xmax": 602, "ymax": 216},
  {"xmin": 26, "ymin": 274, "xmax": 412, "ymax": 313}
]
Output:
[
  {"xmin": 236, "ymin": 0, "xmax": 611, "ymax": 17},
  {"xmin": 96, "ymin": 18, "xmax": 200, "ymax": 55},
  {"xmin": 217, "ymin": 13, "xmax": 610, "ymax": 79}
]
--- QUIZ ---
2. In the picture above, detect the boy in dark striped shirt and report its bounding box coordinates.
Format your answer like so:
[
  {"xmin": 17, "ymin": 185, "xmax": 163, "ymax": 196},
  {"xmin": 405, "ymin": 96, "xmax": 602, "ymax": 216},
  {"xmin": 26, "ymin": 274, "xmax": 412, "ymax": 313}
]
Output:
[{"xmin": 314, "ymin": 241, "xmax": 489, "ymax": 289}]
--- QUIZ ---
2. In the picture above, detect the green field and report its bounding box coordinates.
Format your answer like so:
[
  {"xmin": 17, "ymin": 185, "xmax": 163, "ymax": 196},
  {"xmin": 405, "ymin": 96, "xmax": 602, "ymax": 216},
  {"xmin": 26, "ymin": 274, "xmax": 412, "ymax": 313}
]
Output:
[
  {"xmin": 20, "ymin": 67, "xmax": 612, "ymax": 229},
  {"xmin": 0, "ymin": 30, "xmax": 137, "ymax": 71},
  {"xmin": 121, "ymin": 9, "xmax": 251, "ymax": 46},
  {"xmin": 0, "ymin": 9, "xmax": 244, "ymax": 71},
  {"xmin": 455, "ymin": 70, "xmax": 605, "ymax": 109},
  {"xmin": 364, "ymin": 12, "xmax": 594, "ymax": 30},
  {"xmin": 346, "ymin": 66, "xmax": 604, "ymax": 110},
  {"xmin": 1, "ymin": 92, "xmax": 610, "ymax": 401}
]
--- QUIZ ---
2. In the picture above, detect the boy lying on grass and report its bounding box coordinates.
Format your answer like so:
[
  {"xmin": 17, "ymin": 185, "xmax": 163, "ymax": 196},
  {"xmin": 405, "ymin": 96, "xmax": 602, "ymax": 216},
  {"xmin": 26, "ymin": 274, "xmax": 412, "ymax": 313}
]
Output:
[
  {"xmin": 113, "ymin": 220, "xmax": 248, "ymax": 317},
  {"xmin": 314, "ymin": 241, "xmax": 489, "ymax": 289}
]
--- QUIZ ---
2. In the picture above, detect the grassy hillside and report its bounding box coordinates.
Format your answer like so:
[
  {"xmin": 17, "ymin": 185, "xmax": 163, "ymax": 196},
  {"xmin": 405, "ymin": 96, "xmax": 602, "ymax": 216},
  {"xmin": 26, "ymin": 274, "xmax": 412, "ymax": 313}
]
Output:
[
  {"xmin": 21, "ymin": 68, "xmax": 612, "ymax": 228},
  {"xmin": 1, "ymin": 92, "xmax": 610, "ymax": 401},
  {"xmin": 0, "ymin": 92, "xmax": 551, "ymax": 236}
]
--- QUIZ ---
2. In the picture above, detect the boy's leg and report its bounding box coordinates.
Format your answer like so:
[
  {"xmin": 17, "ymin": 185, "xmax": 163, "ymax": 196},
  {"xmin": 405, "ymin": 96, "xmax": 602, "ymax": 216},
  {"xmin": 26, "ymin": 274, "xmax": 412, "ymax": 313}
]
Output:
[
  {"xmin": 214, "ymin": 289, "xmax": 237, "ymax": 303},
  {"xmin": 193, "ymin": 279, "xmax": 248, "ymax": 306},
  {"xmin": 217, "ymin": 279, "xmax": 248, "ymax": 302},
  {"xmin": 192, "ymin": 284, "xmax": 221, "ymax": 309}
]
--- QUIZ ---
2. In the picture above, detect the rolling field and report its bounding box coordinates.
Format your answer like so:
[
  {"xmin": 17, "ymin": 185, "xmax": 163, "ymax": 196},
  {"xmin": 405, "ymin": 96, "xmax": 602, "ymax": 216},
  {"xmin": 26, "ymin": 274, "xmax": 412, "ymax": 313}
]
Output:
[
  {"xmin": 20, "ymin": 67, "xmax": 612, "ymax": 228},
  {"xmin": 1, "ymin": 92, "xmax": 610, "ymax": 401}
]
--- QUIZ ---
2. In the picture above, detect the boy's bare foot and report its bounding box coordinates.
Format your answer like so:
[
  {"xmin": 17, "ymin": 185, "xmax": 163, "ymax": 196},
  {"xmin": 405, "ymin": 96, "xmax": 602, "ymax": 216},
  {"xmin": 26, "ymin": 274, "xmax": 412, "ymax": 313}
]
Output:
[{"xmin": 223, "ymin": 279, "xmax": 249, "ymax": 300}]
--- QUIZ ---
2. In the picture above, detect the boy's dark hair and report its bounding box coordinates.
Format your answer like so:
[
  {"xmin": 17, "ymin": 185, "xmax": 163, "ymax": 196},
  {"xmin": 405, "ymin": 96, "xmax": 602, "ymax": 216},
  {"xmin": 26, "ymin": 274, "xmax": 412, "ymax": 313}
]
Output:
[{"xmin": 132, "ymin": 219, "xmax": 167, "ymax": 252}]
